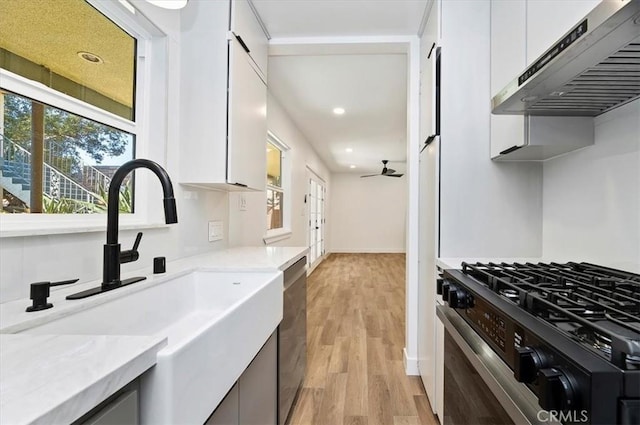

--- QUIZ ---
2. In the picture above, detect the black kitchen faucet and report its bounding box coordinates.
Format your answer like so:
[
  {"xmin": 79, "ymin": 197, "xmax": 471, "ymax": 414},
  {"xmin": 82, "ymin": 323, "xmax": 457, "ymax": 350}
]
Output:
[{"xmin": 67, "ymin": 159, "xmax": 178, "ymax": 300}]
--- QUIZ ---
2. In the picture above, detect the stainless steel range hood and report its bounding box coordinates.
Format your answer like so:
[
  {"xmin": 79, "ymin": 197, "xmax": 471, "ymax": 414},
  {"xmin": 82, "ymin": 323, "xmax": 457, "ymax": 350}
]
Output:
[{"xmin": 492, "ymin": 0, "xmax": 640, "ymax": 117}]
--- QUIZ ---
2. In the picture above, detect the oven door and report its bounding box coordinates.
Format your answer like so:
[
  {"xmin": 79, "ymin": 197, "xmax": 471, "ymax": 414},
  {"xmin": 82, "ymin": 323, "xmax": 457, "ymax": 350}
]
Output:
[{"xmin": 437, "ymin": 305, "xmax": 550, "ymax": 425}]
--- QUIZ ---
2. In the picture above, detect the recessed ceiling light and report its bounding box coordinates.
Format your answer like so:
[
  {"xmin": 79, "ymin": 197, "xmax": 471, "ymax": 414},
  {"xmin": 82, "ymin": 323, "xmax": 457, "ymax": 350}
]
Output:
[
  {"xmin": 345, "ymin": 148, "xmax": 353, "ymax": 153},
  {"xmin": 77, "ymin": 52, "xmax": 103, "ymax": 64},
  {"xmin": 349, "ymin": 165, "xmax": 356, "ymax": 169},
  {"xmin": 333, "ymin": 107, "xmax": 345, "ymax": 115}
]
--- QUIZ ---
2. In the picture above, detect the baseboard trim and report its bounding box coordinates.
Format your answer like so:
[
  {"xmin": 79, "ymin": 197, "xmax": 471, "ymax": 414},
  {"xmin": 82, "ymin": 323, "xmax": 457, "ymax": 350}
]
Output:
[
  {"xmin": 329, "ymin": 249, "xmax": 407, "ymax": 254},
  {"xmin": 307, "ymin": 254, "xmax": 326, "ymax": 275},
  {"xmin": 403, "ymin": 348, "xmax": 420, "ymax": 375}
]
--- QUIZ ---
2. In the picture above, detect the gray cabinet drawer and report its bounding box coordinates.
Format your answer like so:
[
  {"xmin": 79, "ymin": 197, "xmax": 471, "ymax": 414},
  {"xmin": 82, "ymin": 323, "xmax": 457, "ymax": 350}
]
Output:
[{"xmin": 80, "ymin": 390, "xmax": 138, "ymax": 425}]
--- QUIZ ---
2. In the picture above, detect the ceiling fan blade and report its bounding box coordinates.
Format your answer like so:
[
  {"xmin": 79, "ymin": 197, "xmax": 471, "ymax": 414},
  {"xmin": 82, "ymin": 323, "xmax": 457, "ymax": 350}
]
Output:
[
  {"xmin": 383, "ymin": 168, "xmax": 397, "ymax": 175},
  {"xmin": 360, "ymin": 174, "xmax": 379, "ymax": 178},
  {"xmin": 386, "ymin": 173, "xmax": 404, "ymax": 177}
]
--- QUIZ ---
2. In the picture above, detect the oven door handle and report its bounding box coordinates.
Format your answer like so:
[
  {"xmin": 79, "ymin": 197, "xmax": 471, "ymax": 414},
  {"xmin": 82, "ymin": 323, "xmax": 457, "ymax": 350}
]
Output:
[{"xmin": 437, "ymin": 305, "xmax": 550, "ymax": 425}]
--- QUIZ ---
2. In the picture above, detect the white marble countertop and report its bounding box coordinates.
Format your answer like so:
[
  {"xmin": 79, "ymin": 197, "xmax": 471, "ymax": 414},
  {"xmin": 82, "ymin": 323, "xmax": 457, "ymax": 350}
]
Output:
[
  {"xmin": 0, "ymin": 246, "xmax": 308, "ymax": 333},
  {"xmin": 195, "ymin": 246, "xmax": 309, "ymax": 271},
  {"xmin": 0, "ymin": 334, "xmax": 166, "ymax": 425},
  {"xmin": 0, "ymin": 246, "xmax": 308, "ymax": 425}
]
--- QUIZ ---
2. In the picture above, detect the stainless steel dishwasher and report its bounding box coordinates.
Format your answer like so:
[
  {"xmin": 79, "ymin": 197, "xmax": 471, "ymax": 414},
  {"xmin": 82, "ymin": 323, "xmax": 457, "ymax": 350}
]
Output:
[{"xmin": 278, "ymin": 257, "xmax": 307, "ymax": 425}]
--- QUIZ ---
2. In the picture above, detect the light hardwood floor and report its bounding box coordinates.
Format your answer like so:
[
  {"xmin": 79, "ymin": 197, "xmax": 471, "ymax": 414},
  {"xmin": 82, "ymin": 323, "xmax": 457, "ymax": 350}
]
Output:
[{"xmin": 288, "ymin": 253, "xmax": 439, "ymax": 425}]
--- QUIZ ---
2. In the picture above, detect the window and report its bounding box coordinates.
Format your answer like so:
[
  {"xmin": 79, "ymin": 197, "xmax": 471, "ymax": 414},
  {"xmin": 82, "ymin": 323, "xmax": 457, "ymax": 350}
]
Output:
[
  {"xmin": 265, "ymin": 132, "xmax": 290, "ymax": 242},
  {"xmin": 267, "ymin": 141, "xmax": 283, "ymax": 230},
  {"xmin": 0, "ymin": 0, "xmax": 146, "ymax": 216},
  {"xmin": 1, "ymin": 91, "xmax": 134, "ymax": 214}
]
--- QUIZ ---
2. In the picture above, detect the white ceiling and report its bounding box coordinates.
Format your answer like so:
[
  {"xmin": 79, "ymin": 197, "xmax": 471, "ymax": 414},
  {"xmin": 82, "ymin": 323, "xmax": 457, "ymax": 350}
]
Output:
[
  {"xmin": 269, "ymin": 54, "xmax": 408, "ymax": 174},
  {"xmin": 252, "ymin": 0, "xmax": 429, "ymax": 38},
  {"xmin": 253, "ymin": 0, "xmax": 429, "ymax": 174}
]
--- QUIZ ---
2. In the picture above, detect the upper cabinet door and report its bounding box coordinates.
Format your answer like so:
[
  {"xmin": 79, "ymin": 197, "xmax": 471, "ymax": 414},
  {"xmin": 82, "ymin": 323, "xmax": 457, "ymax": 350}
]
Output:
[
  {"xmin": 227, "ymin": 39, "xmax": 267, "ymax": 191},
  {"xmin": 526, "ymin": 0, "xmax": 601, "ymax": 64},
  {"xmin": 419, "ymin": 2, "xmax": 439, "ymax": 142},
  {"xmin": 490, "ymin": 0, "xmax": 526, "ymax": 158},
  {"xmin": 231, "ymin": 0, "xmax": 269, "ymax": 79}
]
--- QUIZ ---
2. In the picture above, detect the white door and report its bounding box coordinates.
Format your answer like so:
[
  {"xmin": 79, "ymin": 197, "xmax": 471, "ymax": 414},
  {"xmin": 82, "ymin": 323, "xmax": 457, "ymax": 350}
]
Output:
[{"xmin": 308, "ymin": 175, "xmax": 325, "ymax": 271}]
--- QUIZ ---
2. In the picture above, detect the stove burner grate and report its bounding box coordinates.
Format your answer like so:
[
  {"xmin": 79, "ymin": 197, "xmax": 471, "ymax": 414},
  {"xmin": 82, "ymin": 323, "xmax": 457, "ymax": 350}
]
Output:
[{"xmin": 461, "ymin": 261, "xmax": 640, "ymax": 368}]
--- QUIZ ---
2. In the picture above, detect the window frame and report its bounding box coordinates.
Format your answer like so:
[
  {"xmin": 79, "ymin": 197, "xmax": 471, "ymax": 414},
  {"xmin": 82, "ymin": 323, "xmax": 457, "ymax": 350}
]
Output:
[
  {"xmin": 0, "ymin": 0, "xmax": 169, "ymax": 237},
  {"xmin": 264, "ymin": 131, "xmax": 291, "ymax": 244}
]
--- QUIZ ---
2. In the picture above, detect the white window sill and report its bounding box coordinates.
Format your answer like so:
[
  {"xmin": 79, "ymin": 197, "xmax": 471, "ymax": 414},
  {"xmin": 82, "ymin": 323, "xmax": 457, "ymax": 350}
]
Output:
[
  {"xmin": 263, "ymin": 229, "xmax": 292, "ymax": 245},
  {"xmin": 0, "ymin": 217, "xmax": 169, "ymax": 238}
]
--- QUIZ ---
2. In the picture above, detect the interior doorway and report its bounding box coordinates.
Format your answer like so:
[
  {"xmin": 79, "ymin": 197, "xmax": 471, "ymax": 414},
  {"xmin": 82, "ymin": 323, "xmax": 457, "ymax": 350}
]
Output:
[{"xmin": 307, "ymin": 169, "xmax": 326, "ymax": 273}]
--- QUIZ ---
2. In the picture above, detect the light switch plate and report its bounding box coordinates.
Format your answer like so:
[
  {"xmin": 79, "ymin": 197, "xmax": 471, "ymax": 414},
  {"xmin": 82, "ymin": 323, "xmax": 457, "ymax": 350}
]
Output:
[
  {"xmin": 208, "ymin": 220, "xmax": 224, "ymax": 242},
  {"xmin": 239, "ymin": 194, "xmax": 247, "ymax": 211}
]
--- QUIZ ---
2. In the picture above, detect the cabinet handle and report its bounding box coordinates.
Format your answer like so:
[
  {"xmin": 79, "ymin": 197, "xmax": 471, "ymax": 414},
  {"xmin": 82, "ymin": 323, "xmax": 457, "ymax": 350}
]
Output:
[
  {"xmin": 427, "ymin": 42, "xmax": 436, "ymax": 59},
  {"xmin": 235, "ymin": 34, "xmax": 251, "ymax": 54},
  {"xmin": 420, "ymin": 134, "xmax": 436, "ymax": 153},
  {"xmin": 231, "ymin": 182, "xmax": 248, "ymax": 188},
  {"xmin": 499, "ymin": 145, "xmax": 523, "ymax": 155}
]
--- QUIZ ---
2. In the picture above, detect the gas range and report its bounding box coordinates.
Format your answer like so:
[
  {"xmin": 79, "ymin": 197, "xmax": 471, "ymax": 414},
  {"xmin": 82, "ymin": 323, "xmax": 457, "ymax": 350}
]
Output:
[{"xmin": 439, "ymin": 261, "xmax": 640, "ymax": 425}]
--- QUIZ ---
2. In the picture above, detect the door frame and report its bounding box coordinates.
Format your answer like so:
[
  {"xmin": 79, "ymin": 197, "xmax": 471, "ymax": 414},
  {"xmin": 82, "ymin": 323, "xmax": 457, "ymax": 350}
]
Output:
[{"xmin": 306, "ymin": 166, "xmax": 326, "ymax": 274}]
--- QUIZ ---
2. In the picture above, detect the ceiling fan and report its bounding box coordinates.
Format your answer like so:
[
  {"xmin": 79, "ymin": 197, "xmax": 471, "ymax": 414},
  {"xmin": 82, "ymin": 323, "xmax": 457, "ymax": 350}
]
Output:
[{"xmin": 360, "ymin": 160, "xmax": 404, "ymax": 178}]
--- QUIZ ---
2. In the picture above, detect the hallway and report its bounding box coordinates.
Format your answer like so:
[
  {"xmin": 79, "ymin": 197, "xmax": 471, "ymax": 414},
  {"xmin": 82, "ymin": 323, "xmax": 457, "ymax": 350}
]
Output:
[{"xmin": 288, "ymin": 253, "xmax": 438, "ymax": 425}]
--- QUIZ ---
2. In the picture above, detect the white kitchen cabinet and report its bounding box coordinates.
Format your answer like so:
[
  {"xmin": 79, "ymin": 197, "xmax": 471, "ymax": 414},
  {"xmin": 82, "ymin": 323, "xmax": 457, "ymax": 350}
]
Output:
[
  {"xmin": 526, "ymin": 0, "xmax": 602, "ymax": 64},
  {"xmin": 418, "ymin": 137, "xmax": 439, "ymax": 413},
  {"xmin": 435, "ymin": 312, "xmax": 445, "ymax": 422},
  {"xmin": 419, "ymin": 0, "xmax": 439, "ymax": 143},
  {"xmin": 490, "ymin": 0, "xmax": 596, "ymax": 160},
  {"xmin": 231, "ymin": 0, "xmax": 268, "ymax": 79},
  {"xmin": 490, "ymin": 0, "xmax": 526, "ymax": 158},
  {"xmin": 417, "ymin": 0, "xmax": 440, "ymax": 415},
  {"xmin": 227, "ymin": 38, "xmax": 268, "ymax": 190},
  {"xmin": 180, "ymin": 0, "xmax": 267, "ymax": 191}
]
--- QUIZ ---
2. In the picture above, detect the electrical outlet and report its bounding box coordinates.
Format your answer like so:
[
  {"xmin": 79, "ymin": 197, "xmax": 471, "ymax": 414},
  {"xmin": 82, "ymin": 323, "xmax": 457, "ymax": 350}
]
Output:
[
  {"xmin": 208, "ymin": 220, "xmax": 223, "ymax": 242},
  {"xmin": 239, "ymin": 194, "xmax": 247, "ymax": 211}
]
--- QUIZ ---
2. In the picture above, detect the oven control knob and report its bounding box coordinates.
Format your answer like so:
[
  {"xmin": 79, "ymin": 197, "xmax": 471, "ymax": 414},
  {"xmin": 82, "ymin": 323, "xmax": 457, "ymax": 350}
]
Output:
[
  {"xmin": 448, "ymin": 287, "xmax": 459, "ymax": 307},
  {"xmin": 538, "ymin": 367, "xmax": 576, "ymax": 411},
  {"xmin": 441, "ymin": 282, "xmax": 451, "ymax": 302},
  {"xmin": 514, "ymin": 347, "xmax": 547, "ymax": 383},
  {"xmin": 448, "ymin": 288, "xmax": 470, "ymax": 309}
]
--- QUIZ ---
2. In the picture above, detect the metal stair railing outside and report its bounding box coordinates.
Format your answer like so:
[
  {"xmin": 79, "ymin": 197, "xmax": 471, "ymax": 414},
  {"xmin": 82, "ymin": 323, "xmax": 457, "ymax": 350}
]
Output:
[
  {"xmin": 44, "ymin": 139, "xmax": 112, "ymax": 195},
  {"xmin": 1, "ymin": 135, "xmax": 101, "ymax": 205},
  {"xmin": 44, "ymin": 165, "xmax": 98, "ymax": 205},
  {"xmin": 0, "ymin": 134, "xmax": 30, "ymax": 186},
  {"xmin": 82, "ymin": 163, "xmax": 112, "ymax": 195}
]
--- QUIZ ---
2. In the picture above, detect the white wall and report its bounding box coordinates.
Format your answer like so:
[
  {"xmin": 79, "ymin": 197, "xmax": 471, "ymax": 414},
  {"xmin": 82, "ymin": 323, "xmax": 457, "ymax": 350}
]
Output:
[
  {"xmin": 543, "ymin": 99, "xmax": 640, "ymax": 273},
  {"xmin": 0, "ymin": 3, "xmax": 229, "ymax": 304},
  {"xmin": 329, "ymin": 173, "xmax": 407, "ymax": 253},
  {"xmin": 228, "ymin": 94, "xmax": 331, "ymax": 248}
]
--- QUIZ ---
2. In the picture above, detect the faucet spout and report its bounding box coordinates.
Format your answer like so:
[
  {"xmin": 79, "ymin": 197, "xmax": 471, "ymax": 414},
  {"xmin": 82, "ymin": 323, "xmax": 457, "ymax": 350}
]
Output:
[
  {"xmin": 164, "ymin": 197, "xmax": 178, "ymax": 225},
  {"xmin": 106, "ymin": 159, "xmax": 177, "ymax": 245}
]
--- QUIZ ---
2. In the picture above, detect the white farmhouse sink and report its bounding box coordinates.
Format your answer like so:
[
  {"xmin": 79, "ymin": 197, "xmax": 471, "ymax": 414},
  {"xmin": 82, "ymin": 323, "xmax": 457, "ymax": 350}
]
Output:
[{"xmin": 20, "ymin": 270, "xmax": 283, "ymax": 424}]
